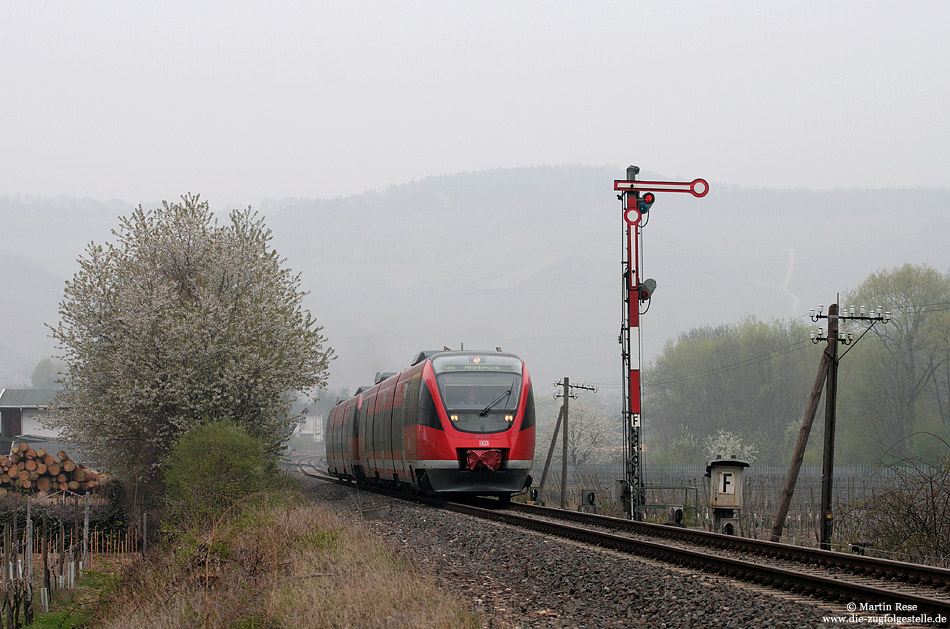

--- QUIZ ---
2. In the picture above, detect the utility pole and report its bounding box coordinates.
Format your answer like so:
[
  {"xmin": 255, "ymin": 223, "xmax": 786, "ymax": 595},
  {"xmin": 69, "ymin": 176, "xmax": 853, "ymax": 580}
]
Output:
[
  {"xmin": 537, "ymin": 378, "xmax": 597, "ymax": 509},
  {"xmin": 819, "ymin": 304, "xmax": 840, "ymax": 551},
  {"xmin": 560, "ymin": 378, "xmax": 570, "ymax": 509},
  {"xmin": 771, "ymin": 301, "xmax": 890, "ymax": 548},
  {"xmin": 613, "ymin": 167, "xmax": 708, "ymax": 519}
]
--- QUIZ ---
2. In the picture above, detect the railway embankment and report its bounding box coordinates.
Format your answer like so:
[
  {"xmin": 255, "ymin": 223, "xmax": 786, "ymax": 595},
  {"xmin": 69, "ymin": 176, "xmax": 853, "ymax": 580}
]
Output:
[
  {"xmin": 303, "ymin": 477, "xmax": 851, "ymax": 628},
  {"xmin": 37, "ymin": 480, "xmax": 473, "ymax": 627},
  {"xmin": 87, "ymin": 485, "xmax": 473, "ymax": 628},
  {"xmin": 27, "ymin": 434, "xmax": 473, "ymax": 627}
]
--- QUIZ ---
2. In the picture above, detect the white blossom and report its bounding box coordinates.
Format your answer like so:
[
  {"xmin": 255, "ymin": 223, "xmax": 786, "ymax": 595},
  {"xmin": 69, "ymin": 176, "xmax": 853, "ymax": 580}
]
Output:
[
  {"xmin": 46, "ymin": 195, "xmax": 334, "ymax": 482},
  {"xmin": 703, "ymin": 429, "xmax": 758, "ymax": 464}
]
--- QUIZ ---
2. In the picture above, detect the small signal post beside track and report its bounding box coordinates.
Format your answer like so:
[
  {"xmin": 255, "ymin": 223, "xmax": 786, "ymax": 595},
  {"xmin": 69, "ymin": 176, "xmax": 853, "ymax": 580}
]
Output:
[{"xmin": 614, "ymin": 167, "xmax": 709, "ymax": 520}]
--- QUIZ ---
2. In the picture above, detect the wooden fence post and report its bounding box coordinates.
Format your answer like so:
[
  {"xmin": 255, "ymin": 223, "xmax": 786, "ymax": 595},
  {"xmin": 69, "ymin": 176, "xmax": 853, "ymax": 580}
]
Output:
[{"xmin": 83, "ymin": 494, "xmax": 90, "ymax": 568}]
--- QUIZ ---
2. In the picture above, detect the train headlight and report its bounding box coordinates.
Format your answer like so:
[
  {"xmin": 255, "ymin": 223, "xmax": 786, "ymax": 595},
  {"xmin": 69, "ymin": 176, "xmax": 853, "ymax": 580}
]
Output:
[
  {"xmin": 450, "ymin": 414, "xmax": 459, "ymax": 421},
  {"xmin": 505, "ymin": 414, "xmax": 513, "ymax": 422}
]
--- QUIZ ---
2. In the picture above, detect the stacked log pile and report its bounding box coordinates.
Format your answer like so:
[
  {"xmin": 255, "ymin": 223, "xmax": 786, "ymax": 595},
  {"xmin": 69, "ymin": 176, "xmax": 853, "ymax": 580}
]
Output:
[{"xmin": 0, "ymin": 442, "xmax": 103, "ymax": 496}]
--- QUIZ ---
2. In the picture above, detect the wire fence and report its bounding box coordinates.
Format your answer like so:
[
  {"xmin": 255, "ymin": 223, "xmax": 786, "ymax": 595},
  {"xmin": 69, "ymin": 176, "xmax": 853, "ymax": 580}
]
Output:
[
  {"xmin": 535, "ymin": 462, "xmax": 898, "ymax": 547},
  {"xmin": 0, "ymin": 494, "xmax": 150, "ymax": 627}
]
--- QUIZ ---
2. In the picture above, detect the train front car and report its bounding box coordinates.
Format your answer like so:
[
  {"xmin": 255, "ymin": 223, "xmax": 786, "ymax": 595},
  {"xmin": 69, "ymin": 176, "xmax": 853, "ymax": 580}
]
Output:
[{"xmin": 416, "ymin": 351, "xmax": 535, "ymax": 500}]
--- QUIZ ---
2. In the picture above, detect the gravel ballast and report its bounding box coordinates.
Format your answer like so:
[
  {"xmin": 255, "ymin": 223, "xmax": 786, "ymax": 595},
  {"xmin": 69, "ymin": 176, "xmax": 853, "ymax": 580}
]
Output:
[{"xmin": 304, "ymin": 479, "xmax": 845, "ymax": 628}]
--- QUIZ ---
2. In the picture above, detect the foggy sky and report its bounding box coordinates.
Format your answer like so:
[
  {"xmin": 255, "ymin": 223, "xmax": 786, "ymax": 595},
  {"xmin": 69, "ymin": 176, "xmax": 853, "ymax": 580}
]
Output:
[{"xmin": 3, "ymin": 1, "xmax": 949, "ymax": 208}]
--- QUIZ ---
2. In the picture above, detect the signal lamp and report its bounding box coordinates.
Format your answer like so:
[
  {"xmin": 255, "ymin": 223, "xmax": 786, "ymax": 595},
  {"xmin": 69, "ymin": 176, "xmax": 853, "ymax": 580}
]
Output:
[
  {"xmin": 637, "ymin": 278, "xmax": 657, "ymax": 302},
  {"xmin": 637, "ymin": 192, "xmax": 656, "ymax": 213}
]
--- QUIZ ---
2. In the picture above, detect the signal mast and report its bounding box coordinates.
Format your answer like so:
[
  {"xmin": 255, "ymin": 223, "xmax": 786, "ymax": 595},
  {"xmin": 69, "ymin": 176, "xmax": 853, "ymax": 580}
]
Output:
[{"xmin": 614, "ymin": 166, "xmax": 709, "ymax": 519}]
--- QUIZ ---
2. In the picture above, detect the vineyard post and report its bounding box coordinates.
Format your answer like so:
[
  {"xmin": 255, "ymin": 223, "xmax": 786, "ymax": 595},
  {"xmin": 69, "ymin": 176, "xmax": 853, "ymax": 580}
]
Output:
[{"xmin": 83, "ymin": 494, "xmax": 89, "ymax": 568}]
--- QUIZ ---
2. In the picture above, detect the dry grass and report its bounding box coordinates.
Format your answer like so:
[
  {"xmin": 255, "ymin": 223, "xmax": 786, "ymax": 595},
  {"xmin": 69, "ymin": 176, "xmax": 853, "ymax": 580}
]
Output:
[{"xmin": 93, "ymin": 492, "xmax": 475, "ymax": 628}]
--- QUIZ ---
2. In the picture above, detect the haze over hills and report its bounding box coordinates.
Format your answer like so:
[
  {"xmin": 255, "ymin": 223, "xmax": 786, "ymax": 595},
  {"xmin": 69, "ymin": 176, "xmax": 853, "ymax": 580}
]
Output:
[{"xmin": 2, "ymin": 165, "xmax": 948, "ymax": 404}]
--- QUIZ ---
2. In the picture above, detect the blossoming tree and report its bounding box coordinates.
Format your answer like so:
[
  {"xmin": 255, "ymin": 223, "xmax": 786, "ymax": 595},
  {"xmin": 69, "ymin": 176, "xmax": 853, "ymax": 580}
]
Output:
[{"xmin": 47, "ymin": 194, "xmax": 334, "ymax": 487}]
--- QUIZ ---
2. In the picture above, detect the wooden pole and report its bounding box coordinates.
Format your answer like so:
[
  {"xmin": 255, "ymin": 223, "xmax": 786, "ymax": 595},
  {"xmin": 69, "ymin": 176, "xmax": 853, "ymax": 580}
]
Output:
[
  {"xmin": 25, "ymin": 507, "xmax": 33, "ymax": 624},
  {"xmin": 560, "ymin": 377, "xmax": 570, "ymax": 509},
  {"xmin": 4, "ymin": 525, "xmax": 11, "ymax": 629},
  {"xmin": 83, "ymin": 494, "xmax": 90, "ymax": 568},
  {"xmin": 58, "ymin": 511, "xmax": 65, "ymax": 578},
  {"xmin": 537, "ymin": 406, "xmax": 564, "ymax": 492},
  {"xmin": 13, "ymin": 503, "xmax": 19, "ymax": 579},
  {"xmin": 770, "ymin": 350, "xmax": 830, "ymax": 542},
  {"xmin": 26, "ymin": 499, "xmax": 33, "ymax": 585},
  {"xmin": 3, "ymin": 524, "xmax": 8, "ymax": 584},
  {"xmin": 820, "ymin": 303, "xmax": 841, "ymax": 551},
  {"xmin": 43, "ymin": 514, "xmax": 50, "ymax": 601}
]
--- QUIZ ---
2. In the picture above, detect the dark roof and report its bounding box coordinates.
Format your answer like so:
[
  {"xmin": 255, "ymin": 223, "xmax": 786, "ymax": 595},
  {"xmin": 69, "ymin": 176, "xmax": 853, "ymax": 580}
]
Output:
[{"xmin": 0, "ymin": 389, "xmax": 61, "ymax": 409}]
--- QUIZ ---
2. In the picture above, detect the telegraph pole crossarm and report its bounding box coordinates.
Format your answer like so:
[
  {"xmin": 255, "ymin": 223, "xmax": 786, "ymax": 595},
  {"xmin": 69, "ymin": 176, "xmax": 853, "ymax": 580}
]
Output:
[{"xmin": 614, "ymin": 166, "xmax": 709, "ymax": 520}]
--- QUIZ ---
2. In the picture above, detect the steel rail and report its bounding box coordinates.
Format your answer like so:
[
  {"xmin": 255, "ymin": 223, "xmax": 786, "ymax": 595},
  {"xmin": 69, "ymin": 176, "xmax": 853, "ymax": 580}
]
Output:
[
  {"xmin": 510, "ymin": 502, "xmax": 950, "ymax": 589},
  {"xmin": 440, "ymin": 500, "xmax": 950, "ymax": 620}
]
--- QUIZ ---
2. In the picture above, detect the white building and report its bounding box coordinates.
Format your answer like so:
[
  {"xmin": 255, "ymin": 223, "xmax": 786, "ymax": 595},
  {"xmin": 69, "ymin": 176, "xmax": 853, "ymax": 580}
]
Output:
[
  {"xmin": 0, "ymin": 388, "xmax": 64, "ymax": 452},
  {"xmin": 293, "ymin": 413, "xmax": 324, "ymax": 441}
]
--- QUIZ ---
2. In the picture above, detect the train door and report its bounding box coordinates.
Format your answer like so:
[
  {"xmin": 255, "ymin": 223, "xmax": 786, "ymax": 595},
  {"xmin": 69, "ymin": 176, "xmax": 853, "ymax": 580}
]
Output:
[
  {"xmin": 327, "ymin": 406, "xmax": 340, "ymax": 473},
  {"xmin": 358, "ymin": 392, "xmax": 374, "ymax": 479},
  {"xmin": 391, "ymin": 375, "xmax": 407, "ymax": 482},
  {"xmin": 371, "ymin": 386, "xmax": 390, "ymax": 478},
  {"xmin": 339, "ymin": 398, "xmax": 353, "ymax": 477},
  {"xmin": 348, "ymin": 399, "xmax": 359, "ymax": 477},
  {"xmin": 338, "ymin": 404, "xmax": 348, "ymax": 474},
  {"xmin": 364, "ymin": 389, "xmax": 378, "ymax": 479},
  {"xmin": 380, "ymin": 382, "xmax": 397, "ymax": 479},
  {"xmin": 324, "ymin": 407, "xmax": 334, "ymax": 473},
  {"xmin": 394, "ymin": 371, "xmax": 421, "ymax": 482}
]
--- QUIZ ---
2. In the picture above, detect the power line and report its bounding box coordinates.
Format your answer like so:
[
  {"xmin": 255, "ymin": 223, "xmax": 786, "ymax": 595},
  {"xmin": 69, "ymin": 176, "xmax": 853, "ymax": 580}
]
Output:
[
  {"xmin": 644, "ymin": 339, "xmax": 815, "ymax": 389},
  {"xmin": 584, "ymin": 339, "xmax": 815, "ymax": 391},
  {"xmin": 636, "ymin": 299, "xmax": 949, "ymax": 390},
  {"xmin": 552, "ymin": 302, "xmax": 950, "ymax": 398}
]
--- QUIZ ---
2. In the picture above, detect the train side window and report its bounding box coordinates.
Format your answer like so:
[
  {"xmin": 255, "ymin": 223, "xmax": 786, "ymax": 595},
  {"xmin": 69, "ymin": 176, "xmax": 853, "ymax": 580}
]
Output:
[
  {"xmin": 418, "ymin": 382, "xmax": 443, "ymax": 430},
  {"xmin": 521, "ymin": 382, "xmax": 536, "ymax": 430}
]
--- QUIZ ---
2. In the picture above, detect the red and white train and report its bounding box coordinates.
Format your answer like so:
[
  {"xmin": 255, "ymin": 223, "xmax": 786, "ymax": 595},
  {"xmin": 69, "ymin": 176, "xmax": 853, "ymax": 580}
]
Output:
[{"xmin": 325, "ymin": 350, "xmax": 535, "ymax": 501}]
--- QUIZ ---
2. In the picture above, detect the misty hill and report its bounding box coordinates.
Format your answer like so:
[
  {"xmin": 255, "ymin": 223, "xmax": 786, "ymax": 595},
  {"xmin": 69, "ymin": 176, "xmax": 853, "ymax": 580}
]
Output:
[{"xmin": 2, "ymin": 167, "xmax": 948, "ymax": 401}]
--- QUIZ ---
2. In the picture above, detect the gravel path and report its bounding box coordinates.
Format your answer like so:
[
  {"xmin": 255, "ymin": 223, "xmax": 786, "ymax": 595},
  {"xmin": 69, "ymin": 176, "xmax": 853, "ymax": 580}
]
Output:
[{"xmin": 304, "ymin": 480, "xmax": 845, "ymax": 628}]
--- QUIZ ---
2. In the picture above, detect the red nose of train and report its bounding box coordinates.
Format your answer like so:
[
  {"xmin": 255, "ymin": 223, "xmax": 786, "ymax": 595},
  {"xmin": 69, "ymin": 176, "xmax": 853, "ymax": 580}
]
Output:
[{"xmin": 465, "ymin": 449, "xmax": 502, "ymax": 471}]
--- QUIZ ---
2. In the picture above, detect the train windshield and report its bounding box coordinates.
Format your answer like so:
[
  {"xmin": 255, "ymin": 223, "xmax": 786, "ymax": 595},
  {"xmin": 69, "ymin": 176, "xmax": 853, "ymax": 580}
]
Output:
[{"xmin": 435, "ymin": 371, "xmax": 523, "ymax": 434}]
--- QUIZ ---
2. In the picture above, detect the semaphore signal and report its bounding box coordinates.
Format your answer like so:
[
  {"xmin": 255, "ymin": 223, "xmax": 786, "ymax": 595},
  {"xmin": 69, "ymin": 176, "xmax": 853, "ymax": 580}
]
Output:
[{"xmin": 613, "ymin": 165, "xmax": 709, "ymax": 520}]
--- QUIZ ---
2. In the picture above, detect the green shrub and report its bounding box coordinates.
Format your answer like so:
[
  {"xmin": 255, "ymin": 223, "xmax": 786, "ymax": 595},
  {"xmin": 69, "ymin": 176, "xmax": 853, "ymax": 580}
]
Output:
[{"xmin": 163, "ymin": 421, "xmax": 277, "ymax": 527}]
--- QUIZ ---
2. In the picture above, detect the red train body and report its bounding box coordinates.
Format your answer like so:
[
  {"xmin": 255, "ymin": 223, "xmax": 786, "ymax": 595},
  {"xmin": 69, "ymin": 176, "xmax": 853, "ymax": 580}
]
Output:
[{"xmin": 325, "ymin": 350, "xmax": 535, "ymax": 499}]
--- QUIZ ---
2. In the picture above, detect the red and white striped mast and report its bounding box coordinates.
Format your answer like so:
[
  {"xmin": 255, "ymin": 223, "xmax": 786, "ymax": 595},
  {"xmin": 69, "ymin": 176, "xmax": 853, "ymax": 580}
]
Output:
[{"xmin": 614, "ymin": 166, "xmax": 709, "ymax": 520}]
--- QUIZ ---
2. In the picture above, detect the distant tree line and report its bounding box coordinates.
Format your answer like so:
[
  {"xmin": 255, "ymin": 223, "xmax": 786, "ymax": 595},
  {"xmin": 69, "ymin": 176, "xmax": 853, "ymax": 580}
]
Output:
[{"xmin": 644, "ymin": 263, "xmax": 950, "ymax": 466}]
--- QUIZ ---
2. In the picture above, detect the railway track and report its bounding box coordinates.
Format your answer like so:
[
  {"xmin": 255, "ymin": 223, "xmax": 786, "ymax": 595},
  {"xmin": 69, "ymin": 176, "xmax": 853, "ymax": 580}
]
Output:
[{"xmin": 293, "ymin": 457, "xmax": 950, "ymax": 624}]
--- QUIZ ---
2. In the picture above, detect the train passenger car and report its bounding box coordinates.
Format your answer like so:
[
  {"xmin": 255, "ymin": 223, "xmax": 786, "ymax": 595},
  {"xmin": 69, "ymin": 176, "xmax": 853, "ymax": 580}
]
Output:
[{"xmin": 325, "ymin": 350, "xmax": 535, "ymax": 500}]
